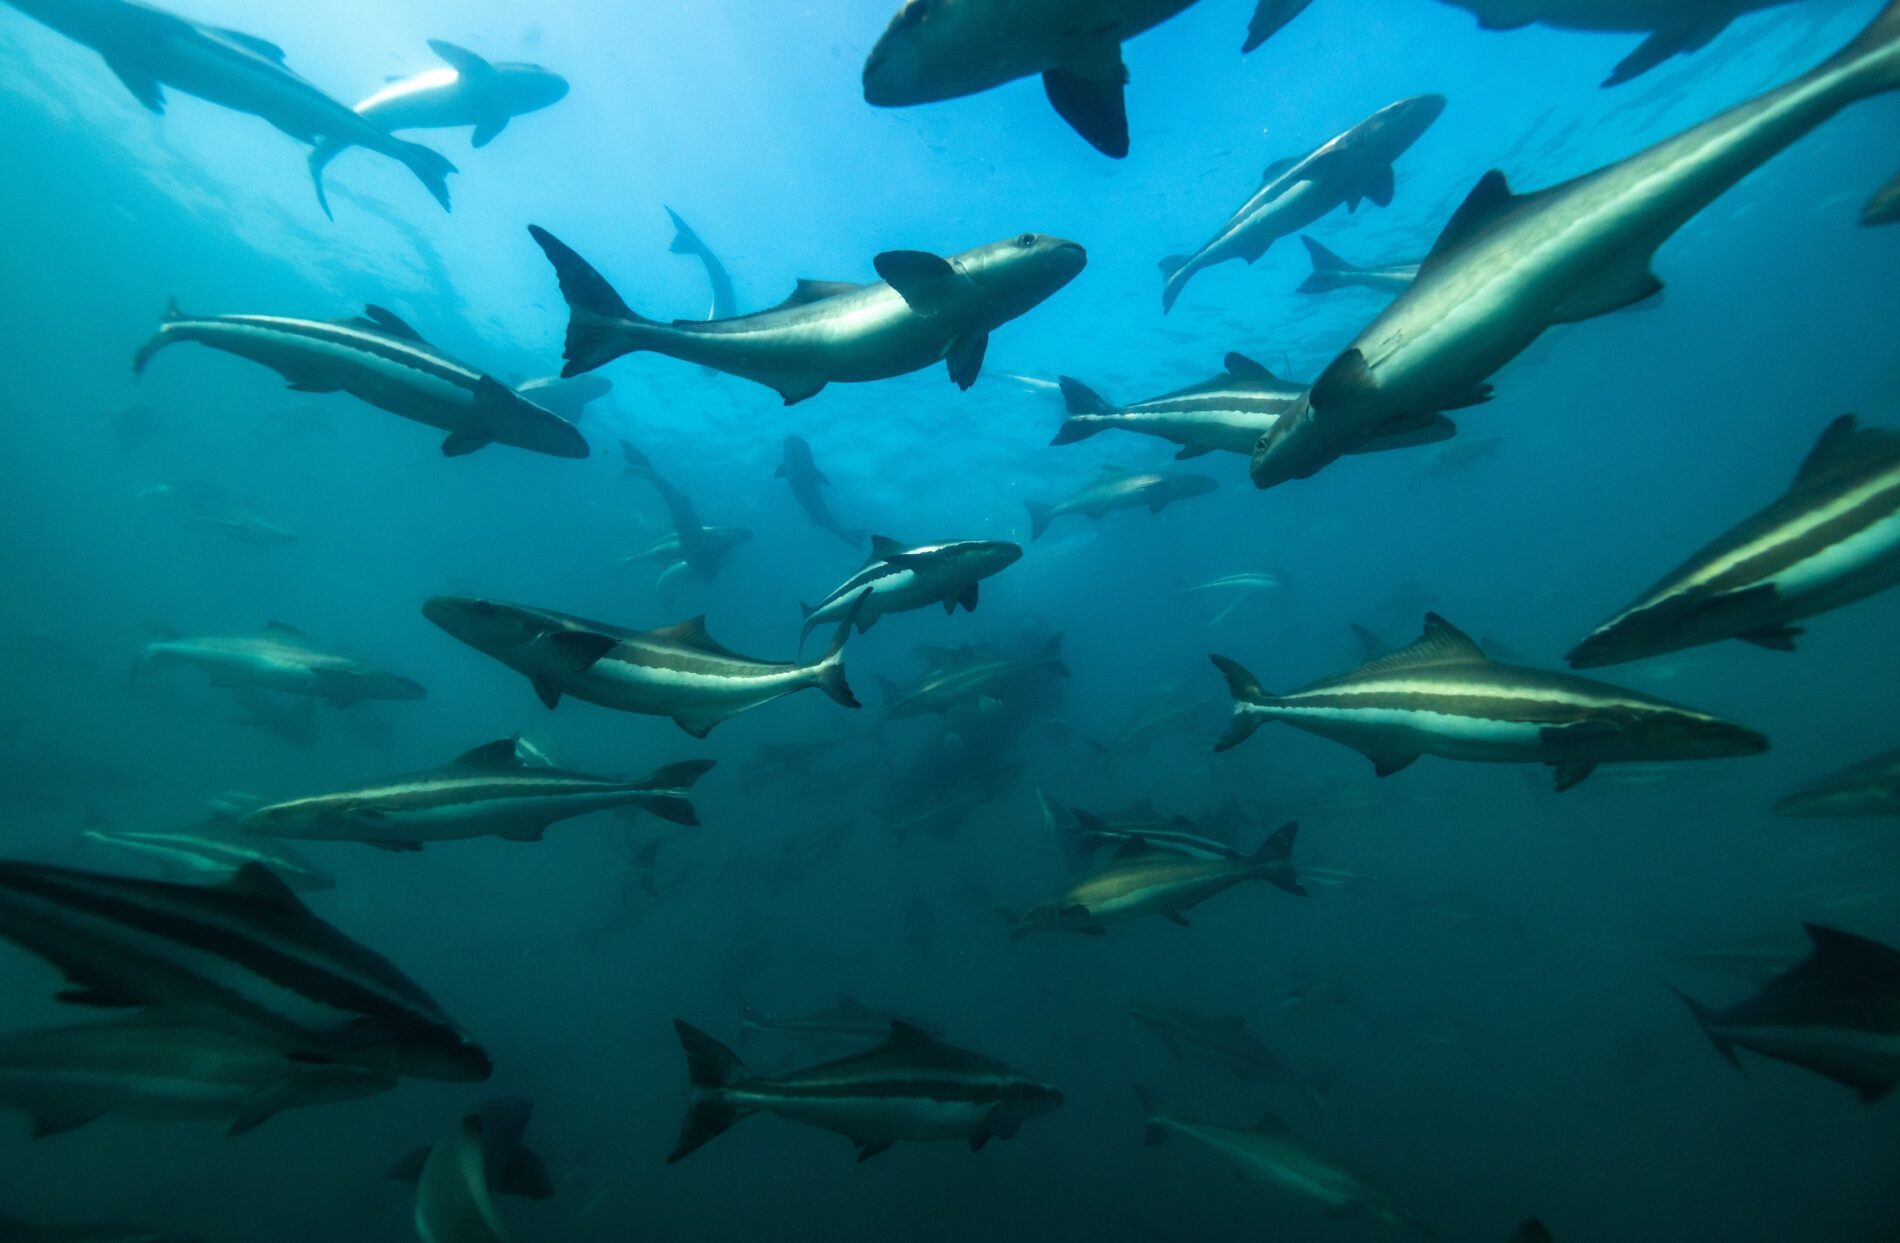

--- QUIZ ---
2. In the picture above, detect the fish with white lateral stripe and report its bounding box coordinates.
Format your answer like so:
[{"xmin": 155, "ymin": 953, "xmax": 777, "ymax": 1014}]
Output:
[
  {"xmin": 1674, "ymin": 923, "xmax": 1900, "ymax": 1102},
  {"xmin": 135, "ymin": 619, "xmax": 425, "ymax": 707},
  {"xmin": 134, "ymin": 302, "xmax": 586, "ymax": 459},
  {"xmin": 1296, "ymin": 235, "xmax": 1419, "ymax": 298},
  {"xmin": 423, "ymin": 592, "xmax": 866, "ymax": 737},
  {"xmin": 2, "ymin": 0, "xmax": 456, "ymax": 215},
  {"xmin": 667, "ymin": 1019, "xmax": 1061, "ymax": 1162},
  {"xmin": 0, "ymin": 860, "xmax": 492, "ymax": 1081},
  {"xmin": 1135, "ymin": 1087, "xmax": 1431, "ymax": 1234},
  {"xmin": 1438, "ymin": 0, "xmax": 1809, "ymax": 87},
  {"xmin": 0, "ymin": 1013, "xmax": 393, "ymax": 1137},
  {"xmin": 739, "ymin": 995, "xmax": 941, "ymax": 1048},
  {"xmin": 1128, "ymin": 1002, "xmax": 1328, "ymax": 1109},
  {"xmin": 1024, "ymin": 466, "xmax": 1217, "ymax": 541},
  {"xmin": 529, "ymin": 225, "xmax": 1084, "ymax": 403},
  {"xmin": 878, "ymin": 635, "xmax": 1067, "ymax": 720},
  {"xmin": 82, "ymin": 813, "xmax": 335, "ymax": 890},
  {"xmin": 1252, "ymin": 2, "xmax": 1900, "ymax": 490},
  {"xmin": 1567, "ymin": 416, "xmax": 1900, "ymax": 667},
  {"xmin": 1213, "ymin": 613, "xmax": 1767, "ymax": 791},
  {"xmin": 240, "ymin": 737, "xmax": 713, "ymax": 850},
  {"xmin": 798, "ymin": 536, "xmax": 1021, "ymax": 650},
  {"xmin": 1159, "ymin": 96, "xmax": 1445, "ymax": 313},
  {"xmin": 1776, "ymin": 747, "xmax": 1900, "ymax": 818}
]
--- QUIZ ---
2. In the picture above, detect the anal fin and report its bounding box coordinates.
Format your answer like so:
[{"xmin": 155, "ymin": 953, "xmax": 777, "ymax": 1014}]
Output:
[{"xmin": 1550, "ymin": 258, "xmax": 1664, "ymax": 324}]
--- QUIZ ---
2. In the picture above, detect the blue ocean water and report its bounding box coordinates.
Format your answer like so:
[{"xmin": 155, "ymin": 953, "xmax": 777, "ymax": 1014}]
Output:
[{"xmin": 1, "ymin": 1, "xmax": 1898, "ymax": 1240}]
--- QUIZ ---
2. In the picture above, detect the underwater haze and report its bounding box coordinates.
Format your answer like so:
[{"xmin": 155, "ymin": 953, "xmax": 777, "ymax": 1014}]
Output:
[{"xmin": 2, "ymin": 1, "xmax": 1899, "ymax": 1241}]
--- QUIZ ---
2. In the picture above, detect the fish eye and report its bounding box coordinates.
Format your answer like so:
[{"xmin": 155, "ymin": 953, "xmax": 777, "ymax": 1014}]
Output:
[
  {"xmin": 894, "ymin": 0, "xmax": 930, "ymax": 29},
  {"xmin": 1017, "ymin": 233, "xmax": 1036, "ymax": 247}
]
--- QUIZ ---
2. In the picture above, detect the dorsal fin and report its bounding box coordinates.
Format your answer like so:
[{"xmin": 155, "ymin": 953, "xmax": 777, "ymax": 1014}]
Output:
[
  {"xmin": 1790, "ymin": 416, "xmax": 1900, "ymax": 492},
  {"xmin": 868, "ymin": 534, "xmax": 909, "ymax": 561},
  {"xmin": 213, "ymin": 28, "xmax": 287, "ymax": 60},
  {"xmin": 776, "ymin": 279, "xmax": 864, "ymax": 311},
  {"xmin": 449, "ymin": 737, "xmax": 528, "ymax": 771},
  {"xmin": 1351, "ymin": 613, "xmax": 1487, "ymax": 676},
  {"xmin": 648, "ymin": 615, "xmax": 743, "ymax": 659},
  {"xmin": 1420, "ymin": 171, "xmax": 1521, "ymax": 276},
  {"xmin": 221, "ymin": 862, "xmax": 305, "ymax": 909},
  {"xmin": 1222, "ymin": 352, "xmax": 1284, "ymax": 384},
  {"xmin": 427, "ymin": 39, "xmax": 497, "ymax": 80},
  {"xmin": 362, "ymin": 305, "xmax": 425, "ymax": 342},
  {"xmin": 1775, "ymin": 923, "xmax": 1900, "ymax": 995},
  {"xmin": 264, "ymin": 620, "xmax": 307, "ymax": 637}
]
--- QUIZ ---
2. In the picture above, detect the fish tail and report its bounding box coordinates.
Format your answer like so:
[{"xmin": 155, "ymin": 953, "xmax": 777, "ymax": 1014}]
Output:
[
  {"xmin": 306, "ymin": 140, "xmax": 347, "ymax": 220},
  {"xmin": 1296, "ymin": 235, "xmax": 1350, "ymax": 294},
  {"xmin": 528, "ymin": 225, "xmax": 652, "ymax": 378},
  {"xmin": 811, "ymin": 590, "xmax": 868, "ymax": 708},
  {"xmin": 132, "ymin": 299, "xmax": 186, "ymax": 374},
  {"xmin": 668, "ymin": 1020, "xmax": 752, "ymax": 1163},
  {"xmin": 1157, "ymin": 255, "xmax": 1192, "ymax": 314},
  {"xmin": 633, "ymin": 758, "xmax": 716, "ymax": 826},
  {"xmin": 1824, "ymin": 0, "xmax": 1900, "ymax": 95},
  {"xmin": 1209, "ymin": 655, "xmax": 1271, "ymax": 751},
  {"xmin": 1670, "ymin": 987, "xmax": 1742, "ymax": 1073},
  {"xmin": 1056, "ymin": 375, "xmax": 1113, "ymax": 415},
  {"xmin": 1132, "ymin": 1085, "xmax": 1167, "ymax": 1146},
  {"xmin": 1050, "ymin": 416, "xmax": 1108, "ymax": 447},
  {"xmin": 1254, "ymin": 821, "xmax": 1306, "ymax": 896},
  {"xmin": 391, "ymin": 138, "xmax": 457, "ymax": 214},
  {"xmin": 1024, "ymin": 499, "xmax": 1054, "ymax": 541}
]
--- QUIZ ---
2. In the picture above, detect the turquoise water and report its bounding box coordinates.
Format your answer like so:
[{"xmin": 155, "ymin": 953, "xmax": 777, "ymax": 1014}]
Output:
[{"xmin": 1, "ymin": 1, "xmax": 1898, "ymax": 1240}]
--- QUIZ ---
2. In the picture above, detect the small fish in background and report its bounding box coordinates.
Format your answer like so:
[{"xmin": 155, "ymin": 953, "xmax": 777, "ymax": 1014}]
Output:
[
  {"xmin": 82, "ymin": 811, "xmax": 335, "ymax": 891},
  {"xmin": 135, "ymin": 620, "xmax": 426, "ymax": 708},
  {"xmin": 621, "ymin": 442, "xmax": 753, "ymax": 588},
  {"xmin": 664, "ymin": 206, "xmax": 738, "ymax": 320},
  {"xmin": 134, "ymin": 302, "xmax": 587, "ymax": 459},
  {"xmin": 529, "ymin": 225, "xmax": 1085, "ymax": 403},
  {"xmin": 1052, "ymin": 354, "xmax": 1321, "ymax": 461},
  {"xmin": 760, "ymin": 822, "xmax": 851, "ymax": 885},
  {"xmin": 798, "ymin": 536, "xmax": 1021, "ymax": 651},
  {"xmin": 1674, "ymin": 923, "xmax": 1900, "ymax": 1101},
  {"xmin": 666, "ymin": 1019, "xmax": 1061, "ymax": 1162},
  {"xmin": 777, "ymin": 435, "xmax": 867, "ymax": 548},
  {"xmin": 878, "ymin": 635, "xmax": 1067, "ymax": 720},
  {"xmin": 736, "ymin": 738, "xmax": 836, "ymax": 793},
  {"xmin": 1213, "ymin": 613, "xmax": 1768, "ymax": 791},
  {"xmin": 738, "ymin": 995, "xmax": 940, "ymax": 1049},
  {"xmin": 1865, "ymin": 169, "xmax": 1900, "ymax": 223},
  {"xmin": 883, "ymin": 762, "xmax": 1024, "ymax": 844},
  {"xmin": 1134, "ymin": 1087, "xmax": 1432, "ymax": 1235},
  {"xmin": 1023, "ymin": 467, "xmax": 1217, "ymax": 541},
  {"xmin": 1775, "ymin": 747, "xmax": 1900, "ymax": 818},
  {"xmin": 1065, "ymin": 808, "xmax": 1238, "ymax": 864},
  {"xmin": 1128, "ymin": 1002, "xmax": 1329, "ymax": 1110},
  {"xmin": 138, "ymin": 482, "xmax": 298, "ymax": 547},
  {"xmin": 1159, "ymin": 94, "xmax": 1445, "ymax": 313},
  {"xmin": 1438, "ymin": 0, "xmax": 1810, "ymax": 86},
  {"xmin": 2, "ymin": 0, "xmax": 457, "ymax": 214},
  {"xmin": 1567, "ymin": 417, "xmax": 1900, "ymax": 668},
  {"xmin": 1180, "ymin": 571, "xmax": 1287, "ymax": 627},
  {"xmin": 390, "ymin": 1096, "xmax": 554, "ymax": 1202},
  {"xmin": 1295, "ymin": 235, "xmax": 1418, "ymax": 298}
]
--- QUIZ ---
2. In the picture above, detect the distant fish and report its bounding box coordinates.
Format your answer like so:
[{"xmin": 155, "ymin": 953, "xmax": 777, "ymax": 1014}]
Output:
[
  {"xmin": 240, "ymin": 737, "xmax": 713, "ymax": 850},
  {"xmin": 3, "ymin": 0, "xmax": 456, "ymax": 215},
  {"xmin": 134, "ymin": 302, "xmax": 586, "ymax": 459},
  {"xmin": 1865, "ymin": 170, "xmax": 1900, "ymax": 224},
  {"xmin": 1024, "ymin": 466, "xmax": 1217, "ymax": 541},
  {"xmin": 1296, "ymin": 235, "xmax": 1418, "ymax": 297},
  {"xmin": 529, "ymin": 226, "xmax": 1084, "ymax": 403},
  {"xmin": 1053, "ymin": 354, "xmax": 1304, "ymax": 460},
  {"xmin": 878, "ymin": 634, "xmax": 1067, "ymax": 720},
  {"xmin": 390, "ymin": 1095, "xmax": 554, "ymax": 1202},
  {"xmin": 1158, "ymin": 96, "xmax": 1445, "ymax": 313},
  {"xmin": 423, "ymin": 592, "xmax": 866, "ymax": 737},
  {"xmin": 1675, "ymin": 923, "xmax": 1900, "ymax": 1101},
  {"xmin": 667, "ymin": 1019, "xmax": 1061, "ymax": 1162},
  {"xmin": 135, "ymin": 620, "xmax": 425, "ymax": 707},
  {"xmin": 1067, "ymin": 808, "xmax": 1237, "ymax": 862},
  {"xmin": 798, "ymin": 536, "xmax": 1022, "ymax": 650},
  {"xmin": 1213, "ymin": 613, "xmax": 1767, "ymax": 790},
  {"xmin": 778, "ymin": 435, "xmax": 867, "ymax": 549},
  {"xmin": 1437, "ymin": 0, "xmax": 1808, "ymax": 87},
  {"xmin": 1567, "ymin": 417, "xmax": 1900, "ymax": 667},
  {"xmin": 739, "ymin": 994, "xmax": 939, "ymax": 1047},
  {"xmin": 759, "ymin": 822, "xmax": 852, "ymax": 884},
  {"xmin": 1128, "ymin": 1002, "xmax": 1327, "ymax": 1108},
  {"xmin": 1775, "ymin": 747, "xmax": 1900, "ymax": 818},
  {"xmin": 621, "ymin": 442, "xmax": 752, "ymax": 587},
  {"xmin": 1414, "ymin": 434, "xmax": 1503, "ymax": 478},
  {"xmin": 664, "ymin": 206, "xmax": 738, "ymax": 320},
  {"xmin": 1254, "ymin": 2, "xmax": 1900, "ymax": 490},
  {"xmin": 1084, "ymin": 692, "xmax": 1218, "ymax": 762},
  {"xmin": 1180, "ymin": 572, "xmax": 1288, "ymax": 626},
  {"xmin": 308, "ymin": 39, "xmax": 567, "ymax": 215},
  {"xmin": 82, "ymin": 813, "xmax": 335, "ymax": 891},
  {"xmin": 140, "ymin": 483, "xmax": 298, "ymax": 546}
]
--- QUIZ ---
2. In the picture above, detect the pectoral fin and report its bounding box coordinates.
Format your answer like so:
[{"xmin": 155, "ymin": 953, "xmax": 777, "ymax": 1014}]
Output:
[
  {"xmin": 442, "ymin": 431, "xmax": 490, "ymax": 456},
  {"xmin": 103, "ymin": 55, "xmax": 167, "ymax": 113},
  {"xmin": 946, "ymin": 332, "xmax": 988, "ymax": 390},
  {"xmin": 1041, "ymin": 40, "xmax": 1130, "ymax": 158},
  {"xmin": 471, "ymin": 115, "xmax": 509, "ymax": 148}
]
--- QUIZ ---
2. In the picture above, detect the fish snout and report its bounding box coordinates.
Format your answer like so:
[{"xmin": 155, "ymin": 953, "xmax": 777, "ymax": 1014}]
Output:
[{"xmin": 862, "ymin": 0, "xmax": 934, "ymax": 105}]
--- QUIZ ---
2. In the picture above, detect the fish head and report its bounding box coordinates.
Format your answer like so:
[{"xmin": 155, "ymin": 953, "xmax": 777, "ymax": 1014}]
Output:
[
  {"xmin": 939, "ymin": 539, "xmax": 1023, "ymax": 579},
  {"xmin": 958, "ymin": 234, "xmax": 1088, "ymax": 319},
  {"xmin": 497, "ymin": 65, "xmax": 571, "ymax": 112},
  {"xmin": 423, "ymin": 596, "xmax": 555, "ymax": 662},
  {"xmin": 1629, "ymin": 706, "xmax": 1769, "ymax": 762},
  {"xmin": 502, "ymin": 388, "xmax": 592, "ymax": 458},
  {"xmin": 390, "ymin": 1020, "xmax": 494, "ymax": 1083},
  {"xmin": 862, "ymin": 0, "xmax": 1027, "ymax": 105},
  {"xmin": 1250, "ymin": 391, "xmax": 1335, "ymax": 488},
  {"xmin": 1564, "ymin": 593, "xmax": 1699, "ymax": 670},
  {"xmin": 238, "ymin": 800, "xmax": 327, "ymax": 840},
  {"xmin": 1356, "ymin": 93, "xmax": 1447, "ymax": 157},
  {"xmin": 782, "ymin": 434, "xmax": 814, "ymax": 465}
]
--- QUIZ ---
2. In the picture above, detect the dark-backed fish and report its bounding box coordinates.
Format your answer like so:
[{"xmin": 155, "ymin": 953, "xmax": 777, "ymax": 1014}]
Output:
[
  {"xmin": 1296, "ymin": 235, "xmax": 1418, "ymax": 297},
  {"xmin": 779, "ymin": 435, "xmax": 866, "ymax": 548},
  {"xmin": 1024, "ymin": 466, "xmax": 1217, "ymax": 541},
  {"xmin": 1776, "ymin": 747, "xmax": 1900, "ymax": 818},
  {"xmin": 799, "ymin": 536, "xmax": 1021, "ymax": 649},
  {"xmin": 135, "ymin": 620, "xmax": 425, "ymax": 707}
]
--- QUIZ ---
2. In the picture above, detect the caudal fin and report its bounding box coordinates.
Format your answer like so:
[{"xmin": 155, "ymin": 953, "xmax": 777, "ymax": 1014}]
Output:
[
  {"xmin": 633, "ymin": 758, "xmax": 716, "ymax": 826},
  {"xmin": 1133, "ymin": 1085, "xmax": 1167, "ymax": 1146},
  {"xmin": 1050, "ymin": 416, "xmax": 1108, "ymax": 447},
  {"xmin": 1671, "ymin": 988, "xmax": 1742, "ymax": 1073},
  {"xmin": 392, "ymin": 139, "xmax": 457, "ymax": 214},
  {"xmin": 1024, "ymin": 500, "xmax": 1055, "ymax": 541},
  {"xmin": 668, "ymin": 1020, "xmax": 751, "ymax": 1163},
  {"xmin": 1158, "ymin": 255, "xmax": 1193, "ymax": 314},
  {"xmin": 131, "ymin": 299, "xmax": 186, "ymax": 374},
  {"xmin": 1209, "ymin": 655, "xmax": 1270, "ymax": 752},
  {"xmin": 528, "ymin": 225, "xmax": 652, "ymax": 377},
  {"xmin": 307, "ymin": 141, "xmax": 347, "ymax": 220},
  {"xmin": 811, "ymin": 590, "xmax": 868, "ymax": 708},
  {"xmin": 1296, "ymin": 235, "xmax": 1351, "ymax": 294},
  {"xmin": 1057, "ymin": 376, "xmax": 1113, "ymax": 415},
  {"xmin": 1253, "ymin": 822, "xmax": 1306, "ymax": 896}
]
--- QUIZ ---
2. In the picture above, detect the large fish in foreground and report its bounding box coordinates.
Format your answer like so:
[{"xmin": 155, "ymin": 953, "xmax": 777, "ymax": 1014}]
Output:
[
  {"xmin": 1252, "ymin": 1, "xmax": 1900, "ymax": 490},
  {"xmin": 1024, "ymin": 466, "xmax": 1217, "ymax": 541},
  {"xmin": 390, "ymin": 1095, "xmax": 553, "ymax": 1202},
  {"xmin": 134, "ymin": 302, "xmax": 586, "ymax": 459},
  {"xmin": 1775, "ymin": 748, "xmax": 1900, "ymax": 818},
  {"xmin": 1128, "ymin": 1002, "xmax": 1328, "ymax": 1109},
  {"xmin": 1213, "ymin": 614, "xmax": 1767, "ymax": 790},
  {"xmin": 1438, "ymin": 0, "xmax": 1808, "ymax": 87},
  {"xmin": 1675, "ymin": 923, "xmax": 1900, "ymax": 1101},
  {"xmin": 1136, "ymin": 1088, "xmax": 1430, "ymax": 1234},
  {"xmin": 668, "ymin": 1019, "xmax": 1061, "ymax": 1162},
  {"xmin": 2, "ymin": 0, "xmax": 456, "ymax": 214},
  {"xmin": 530, "ymin": 225, "xmax": 1084, "ymax": 403},
  {"xmin": 0, "ymin": 1013, "xmax": 393, "ymax": 1137},
  {"xmin": 1567, "ymin": 417, "xmax": 1900, "ymax": 667},
  {"xmin": 240, "ymin": 738, "xmax": 713, "ymax": 850},
  {"xmin": 136, "ymin": 620, "xmax": 425, "ymax": 707},
  {"xmin": 423, "ymin": 593, "xmax": 866, "ymax": 737},
  {"xmin": 1159, "ymin": 95, "xmax": 1445, "ymax": 312},
  {"xmin": 407, "ymin": 1109, "xmax": 515, "ymax": 1243},
  {"xmin": 0, "ymin": 861, "xmax": 491, "ymax": 1081},
  {"xmin": 798, "ymin": 536, "xmax": 1022, "ymax": 649}
]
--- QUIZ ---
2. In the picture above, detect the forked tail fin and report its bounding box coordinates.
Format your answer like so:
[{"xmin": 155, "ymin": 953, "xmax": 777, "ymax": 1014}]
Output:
[
  {"xmin": 811, "ymin": 590, "xmax": 868, "ymax": 708},
  {"xmin": 1296, "ymin": 235, "xmax": 1352, "ymax": 294},
  {"xmin": 528, "ymin": 225, "xmax": 653, "ymax": 377},
  {"xmin": 668, "ymin": 1020, "xmax": 752, "ymax": 1163},
  {"xmin": 1209, "ymin": 655, "xmax": 1270, "ymax": 752},
  {"xmin": 632, "ymin": 758, "xmax": 717, "ymax": 826},
  {"xmin": 1254, "ymin": 822, "xmax": 1305, "ymax": 896}
]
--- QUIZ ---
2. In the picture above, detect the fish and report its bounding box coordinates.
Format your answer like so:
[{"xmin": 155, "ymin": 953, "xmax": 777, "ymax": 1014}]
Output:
[
  {"xmin": 621, "ymin": 443, "xmax": 752, "ymax": 587},
  {"xmin": 887, "ymin": 771, "xmax": 1022, "ymax": 843},
  {"xmin": 1865, "ymin": 170, "xmax": 1900, "ymax": 224},
  {"xmin": 408, "ymin": 1110, "xmax": 515, "ymax": 1243},
  {"xmin": 739, "ymin": 995, "xmax": 939, "ymax": 1047},
  {"xmin": 665, "ymin": 206, "xmax": 738, "ymax": 320},
  {"xmin": 1775, "ymin": 747, "xmax": 1900, "ymax": 818},
  {"xmin": 1085, "ymin": 691, "xmax": 1218, "ymax": 762},
  {"xmin": 1212, "ymin": 613, "xmax": 1768, "ymax": 791},
  {"xmin": 135, "ymin": 620, "xmax": 425, "ymax": 707},
  {"xmin": 1134, "ymin": 1087, "xmax": 1430, "ymax": 1234},
  {"xmin": 390, "ymin": 1095, "xmax": 554, "ymax": 1201},
  {"xmin": 878, "ymin": 634, "xmax": 1068, "ymax": 720},
  {"xmin": 1414, "ymin": 434, "xmax": 1503, "ymax": 478},
  {"xmin": 1180, "ymin": 572, "xmax": 1288, "ymax": 627},
  {"xmin": 1252, "ymin": 3, "xmax": 1900, "ymax": 490},
  {"xmin": 133, "ymin": 302, "xmax": 587, "ymax": 459},
  {"xmin": 667, "ymin": 1019, "xmax": 1062, "ymax": 1162},
  {"xmin": 1158, "ymin": 95, "xmax": 1445, "ymax": 313},
  {"xmin": 0, "ymin": 860, "xmax": 492, "ymax": 1081},
  {"xmin": 1566, "ymin": 417, "xmax": 1900, "ymax": 667},
  {"xmin": 1295, "ymin": 235, "xmax": 1418, "ymax": 297},
  {"xmin": 0, "ymin": 1013, "xmax": 393, "ymax": 1137},
  {"xmin": 140, "ymin": 482, "xmax": 297, "ymax": 546},
  {"xmin": 513, "ymin": 373, "xmax": 612, "ymax": 422},
  {"xmin": 82, "ymin": 814, "xmax": 336, "ymax": 891},
  {"xmin": 778, "ymin": 435, "xmax": 866, "ymax": 548},
  {"xmin": 1437, "ymin": 0, "xmax": 1807, "ymax": 87},
  {"xmin": 308, "ymin": 40, "xmax": 567, "ymax": 210},
  {"xmin": 529, "ymin": 225, "xmax": 1085, "ymax": 403},
  {"xmin": 1053, "ymin": 354, "xmax": 1305, "ymax": 460},
  {"xmin": 1674, "ymin": 923, "xmax": 1900, "ymax": 1101},
  {"xmin": 798, "ymin": 536, "xmax": 1022, "ymax": 649},
  {"xmin": 860, "ymin": 0, "xmax": 1287, "ymax": 156},
  {"xmin": 422, "ymin": 592, "xmax": 866, "ymax": 737},
  {"xmin": 239, "ymin": 737, "xmax": 713, "ymax": 850},
  {"xmin": 1023, "ymin": 466, "xmax": 1218, "ymax": 541},
  {"xmin": 1066, "ymin": 808, "xmax": 1238, "ymax": 862},
  {"xmin": 736, "ymin": 738, "xmax": 837, "ymax": 793},
  {"xmin": 3, "ymin": 0, "xmax": 456, "ymax": 215},
  {"xmin": 1127, "ymin": 1002, "xmax": 1327, "ymax": 1108},
  {"xmin": 226, "ymin": 685, "xmax": 318, "ymax": 749},
  {"xmin": 1002, "ymin": 824, "xmax": 1304, "ymax": 937}
]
